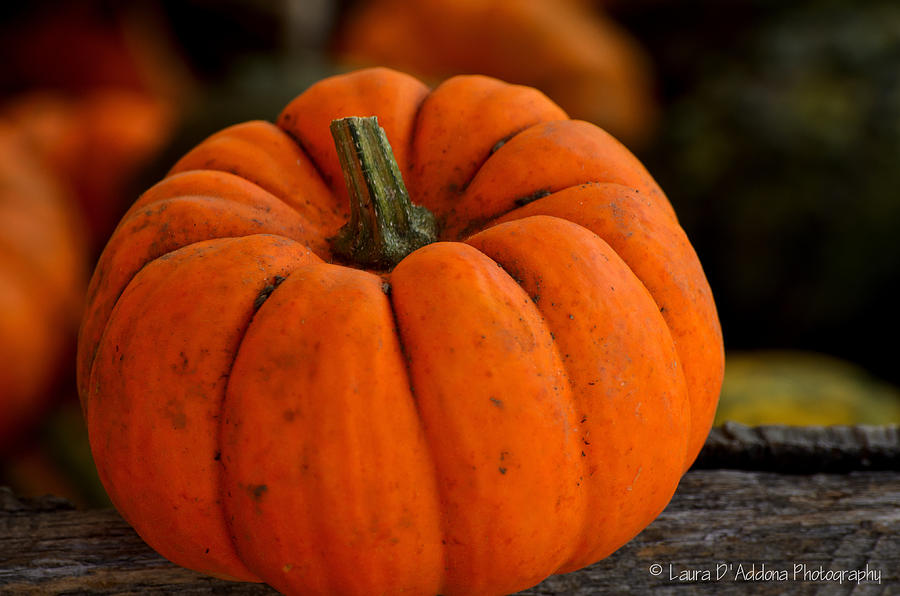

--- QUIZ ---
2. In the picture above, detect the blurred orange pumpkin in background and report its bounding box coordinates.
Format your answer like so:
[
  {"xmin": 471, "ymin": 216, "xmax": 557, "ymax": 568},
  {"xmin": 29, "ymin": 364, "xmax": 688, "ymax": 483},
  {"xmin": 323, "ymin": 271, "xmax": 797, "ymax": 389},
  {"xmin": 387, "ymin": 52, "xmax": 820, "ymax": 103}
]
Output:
[
  {"xmin": 1, "ymin": 1, "xmax": 192, "ymax": 250},
  {"xmin": 0, "ymin": 1, "xmax": 192, "ymax": 501},
  {"xmin": 2, "ymin": 90, "xmax": 176, "ymax": 249},
  {"xmin": 0, "ymin": 124, "xmax": 88, "ymax": 453},
  {"xmin": 333, "ymin": 0, "xmax": 659, "ymax": 149}
]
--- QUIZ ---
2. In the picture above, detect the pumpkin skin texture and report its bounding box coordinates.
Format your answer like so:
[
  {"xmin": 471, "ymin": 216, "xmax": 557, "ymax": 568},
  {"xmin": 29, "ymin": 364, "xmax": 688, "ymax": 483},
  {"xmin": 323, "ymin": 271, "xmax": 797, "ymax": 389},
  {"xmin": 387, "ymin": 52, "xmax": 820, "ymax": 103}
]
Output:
[{"xmin": 78, "ymin": 67, "xmax": 723, "ymax": 595}]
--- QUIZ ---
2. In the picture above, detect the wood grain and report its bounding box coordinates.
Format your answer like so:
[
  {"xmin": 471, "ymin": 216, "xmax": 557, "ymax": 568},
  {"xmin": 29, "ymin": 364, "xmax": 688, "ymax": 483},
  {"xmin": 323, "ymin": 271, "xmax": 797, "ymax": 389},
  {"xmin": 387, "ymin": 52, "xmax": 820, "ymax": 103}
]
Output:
[
  {"xmin": 696, "ymin": 422, "xmax": 900, "ymax": 473},
  {"xmin": 1, "ymin": 425, "xmax": 897, "ymax": 594}
]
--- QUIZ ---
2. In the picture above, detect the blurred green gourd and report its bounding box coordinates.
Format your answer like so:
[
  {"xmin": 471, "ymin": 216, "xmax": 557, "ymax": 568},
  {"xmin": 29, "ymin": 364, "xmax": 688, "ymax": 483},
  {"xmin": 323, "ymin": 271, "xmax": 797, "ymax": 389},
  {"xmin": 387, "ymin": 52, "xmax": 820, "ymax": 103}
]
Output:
[{"xmin": 716, "ymin": 351, "xmax": 900, "ymax": 426}]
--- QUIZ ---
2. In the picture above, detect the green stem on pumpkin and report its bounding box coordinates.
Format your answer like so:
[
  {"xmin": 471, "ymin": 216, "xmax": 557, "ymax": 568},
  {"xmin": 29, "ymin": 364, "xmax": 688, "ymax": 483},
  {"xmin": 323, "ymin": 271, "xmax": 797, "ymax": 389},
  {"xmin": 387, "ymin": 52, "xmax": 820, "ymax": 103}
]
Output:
[{"xmin": 328, "ymin": 116, "xmax": 438, "ymax": 270}]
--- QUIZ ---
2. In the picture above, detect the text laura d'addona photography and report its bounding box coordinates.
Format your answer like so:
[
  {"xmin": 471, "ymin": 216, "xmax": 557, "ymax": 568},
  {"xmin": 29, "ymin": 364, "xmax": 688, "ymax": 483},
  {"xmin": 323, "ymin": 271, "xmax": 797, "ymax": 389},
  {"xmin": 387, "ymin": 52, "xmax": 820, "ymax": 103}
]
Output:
[{"xmin": 648, "ymin": 562, "xmax": 882, "ymax": 585}]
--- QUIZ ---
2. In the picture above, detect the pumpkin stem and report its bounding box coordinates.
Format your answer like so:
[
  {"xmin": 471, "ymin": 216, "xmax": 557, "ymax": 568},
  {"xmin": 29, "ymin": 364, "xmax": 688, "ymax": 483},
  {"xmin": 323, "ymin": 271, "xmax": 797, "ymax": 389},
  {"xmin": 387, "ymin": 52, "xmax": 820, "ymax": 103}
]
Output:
[{"xmin": 328, "ymin": 116, "xmax": 438, "ymax": 270}]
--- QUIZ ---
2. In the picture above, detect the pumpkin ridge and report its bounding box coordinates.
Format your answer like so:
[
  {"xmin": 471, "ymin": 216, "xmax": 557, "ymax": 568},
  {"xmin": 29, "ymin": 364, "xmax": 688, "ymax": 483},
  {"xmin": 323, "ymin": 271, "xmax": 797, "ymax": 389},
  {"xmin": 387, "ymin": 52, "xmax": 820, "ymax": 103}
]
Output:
[
  {"xmin": 118, "ymin": 196, "xmax": 311, "ymax": 238},
  {"xmin": 380, "ymin": 275, "xmax": 451, "ymax": 591},
  {"xmin": 405, "ymin": 74, "xmax": 568, "ymax": 231},
  {"xmin": 466, "ymin": 241, "xmax": 590, "ymax": 572},
  {"xmin": 406, "ymin": 83, "xmax": 430, "ymax": 184},
  {"xmin": 219, "ymin": 261, "xmax": 444, "ymax": 593},
  {"xmin": 413, "ymin": 123, "xmax": 546, "ymax": 242},
  {"xmin": 86, "ymin": 235, "xmax": 316, "ymax": 581},
  {"xmin": 446, "ymin": 119, "xmax": 677, "ymax": 239},
  {"xmin": 213, "ymin": 263, "xmax": 299, "ymax": 583},
  {"xmin": 76, "ymin": 170, "xmax": 329, "ymax": 403},
  {"xmin": 75, "ymin": 180, "xmax": 323, "ymax": 403},
  {"xmin": 271, "ymin": 123, "xmax": 333, "ymax": 211},
  {"xmin": 119, "ymin": 170, "xmax": 306, "ymax": 229},
  {"xmin": 130, "ymin": 170, "xmax": 313, "ymax": 217},
  {"xmin": 455, "ymin": 123, "xmax": 560, "ymax": 200},
  {"xmin": 78, "ymin": 232, "xmax": 307, "ymax": 418},
  {"xmin": 449, "ymin": 120, "xmax": 592, "ymax": 238},
  {"xmin": 390, "ymin": 241, "xmax": 586, "ymax": 594},
  {"xmin": 466, "ymin": 215, "xmax": 691, "ymax": 569},
  {"xmin": 168, "ymin": 121, "xmax": 343, "ymax": 231},
  {"xmin": 491, "ymin": 183, "xmax": 721, "ymax": 469}
]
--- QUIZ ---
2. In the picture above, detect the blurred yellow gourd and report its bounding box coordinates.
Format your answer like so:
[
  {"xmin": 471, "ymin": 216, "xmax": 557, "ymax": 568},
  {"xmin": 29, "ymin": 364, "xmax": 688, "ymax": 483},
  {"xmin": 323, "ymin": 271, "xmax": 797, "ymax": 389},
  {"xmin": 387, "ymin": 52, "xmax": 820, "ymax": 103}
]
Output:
[{"xmin": 716, "ymin": 351, "xmax": 900, "ymax": 426}]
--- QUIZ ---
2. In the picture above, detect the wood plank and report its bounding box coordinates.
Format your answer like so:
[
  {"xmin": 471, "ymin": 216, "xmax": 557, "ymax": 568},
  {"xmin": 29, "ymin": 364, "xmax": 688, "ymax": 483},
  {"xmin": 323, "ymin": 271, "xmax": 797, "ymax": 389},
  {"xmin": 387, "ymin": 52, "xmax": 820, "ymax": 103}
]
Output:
[
  {"xmin": 2, "ymin": 469, "xmax": 898, "ymax": 594},
  {"xmin": 696, "ymin": 422, "xmax": 900, "ymax": 473}
]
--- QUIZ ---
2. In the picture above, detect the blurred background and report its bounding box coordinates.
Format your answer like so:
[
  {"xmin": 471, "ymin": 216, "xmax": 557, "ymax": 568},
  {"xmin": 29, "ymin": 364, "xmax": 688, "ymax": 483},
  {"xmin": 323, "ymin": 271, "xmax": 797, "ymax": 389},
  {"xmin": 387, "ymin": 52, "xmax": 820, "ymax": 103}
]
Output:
[{"xmin": 1, "ymin": 0, "xmax": 898, "ymax": 508}]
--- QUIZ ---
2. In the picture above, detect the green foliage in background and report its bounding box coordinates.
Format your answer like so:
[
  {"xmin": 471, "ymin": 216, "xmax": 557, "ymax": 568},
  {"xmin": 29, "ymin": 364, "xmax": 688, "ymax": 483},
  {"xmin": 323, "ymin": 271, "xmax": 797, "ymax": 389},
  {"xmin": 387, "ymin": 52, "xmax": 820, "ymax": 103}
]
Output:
[{"xmin": 627, "ymin": 0, "xmax": 900, "ymax": 384}]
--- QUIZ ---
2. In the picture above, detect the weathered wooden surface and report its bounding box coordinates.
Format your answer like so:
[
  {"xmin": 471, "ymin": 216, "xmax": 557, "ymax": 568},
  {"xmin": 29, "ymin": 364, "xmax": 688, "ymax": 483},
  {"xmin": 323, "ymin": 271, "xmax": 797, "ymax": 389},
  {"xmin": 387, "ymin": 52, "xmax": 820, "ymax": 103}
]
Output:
[
  {"xmin": 696, "ymin": 422, "xmax": 900, "ymax": 473},
  {"xmin": 1, "ymin": 425, "xmax": 898, "ymax": 594}
]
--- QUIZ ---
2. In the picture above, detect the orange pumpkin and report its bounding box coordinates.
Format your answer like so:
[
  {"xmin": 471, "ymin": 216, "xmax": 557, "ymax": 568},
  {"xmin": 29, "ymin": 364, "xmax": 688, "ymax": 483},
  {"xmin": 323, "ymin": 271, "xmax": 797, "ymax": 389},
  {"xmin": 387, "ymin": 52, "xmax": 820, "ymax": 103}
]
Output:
[
  {"xmin": 0, "ymin": 124, "xmax": 88, "ymax": 452},
  {"xmin": 78, "ymin": 68, "xmax": 722, "ymax": 595},
  {"xmin": 333, "ymin": 0, "xmax": 659, "ymax": 148},
  {"xmin": 2, "ymin": 89, "xmax": 175, "ymax": 248}
]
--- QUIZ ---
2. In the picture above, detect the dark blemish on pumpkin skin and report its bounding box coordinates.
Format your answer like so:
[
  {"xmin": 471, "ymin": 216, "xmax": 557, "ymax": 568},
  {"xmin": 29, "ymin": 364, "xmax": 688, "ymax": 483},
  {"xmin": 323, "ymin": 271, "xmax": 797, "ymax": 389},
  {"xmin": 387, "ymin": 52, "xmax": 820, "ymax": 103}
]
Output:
[
  {"xmin": 253, "ymin": 275, "xmax": 287, "ymax": 311},
  {"xmin": 214, "ymin": 451, "xmax": 221, "ymax": 462},
  {"xmin": 248, "ymin": 484, "xmax": 268, "ymax": 501},
  {"xmin": 179, "ymin": 351, "xmax": 189, "ymax": 370},
  {"xmin": 499, "ymin": 467, "xmax": 507, "ymax": 474},
  {"xmin": 164, "ymin": 399, "xmax": 188, "ymax": 429},
  {"xmin": 171, "ymin": 412, "xmax": 187, "ymax": 429},
  {"xmin": 490, "ymin": 128, "xmax": 523, "ymax": 156},
  {"xmin": 457, "ymin": 215, "xmax": 493, "ymax": 239},
  {"xmin": 489, "ymin": 397, "xmax": 503, "ymax": 408},
  {"xmin": 514, "ymin": 189, "xmax": 552, "ymax": 207}
]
